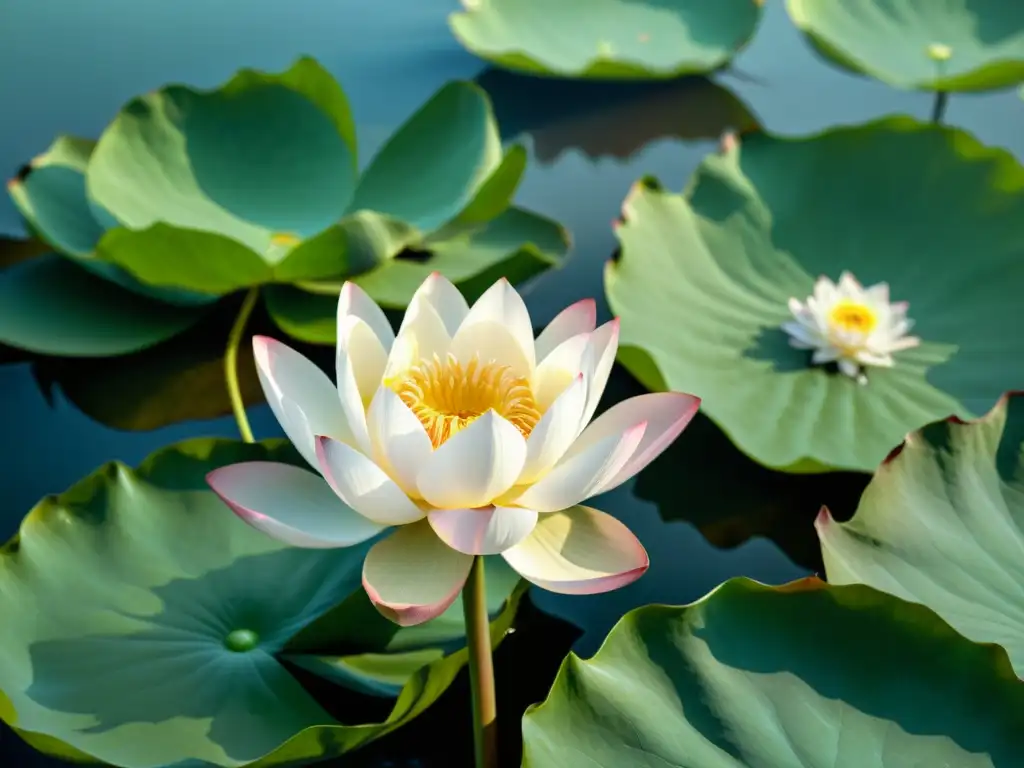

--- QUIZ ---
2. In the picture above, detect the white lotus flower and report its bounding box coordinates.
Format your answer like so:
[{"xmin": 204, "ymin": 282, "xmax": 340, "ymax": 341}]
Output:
[
  {"xmin": 782, "ymin": 271, "xmax": 921, "ymax": 384},
  {"xmin": 208, "ymin": 274, "xmax": 700, "ymax": 626}
]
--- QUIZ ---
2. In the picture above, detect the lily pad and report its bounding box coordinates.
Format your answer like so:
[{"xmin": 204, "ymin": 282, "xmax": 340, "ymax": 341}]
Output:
[
  {"xmin": 449, "ymin": 0, "xmax": 764, "ymax": 80},
  {"xmin": 8, "ymin": 135, "xmax": 216, "ymax": 307},
  {"xmin": 349, "ymin": 81, "xmax": 506, "ymax": 232},
  {"xmin": 84, "ymin": 59, "xmax": 536, "ymax": 298},
  {"xmin": 267, "ymin": 205, "xmax": 569, "ymax": 342},
  {"xmin": 607, "ymin": 117, "xmax": 1024, "ymax": 472},
  {"xmin": 287, "ymin": 569, "xmax": 526, "ymax": 699},
  {"xmin": 522, "ymin": 577, "xmax": 1024, "ymax": 766},
  {"xmin": 787, "ymin": 0, "xmax": 1024, "ymax": 92},
  {"xmin": 818, "ymin": 392, "xmax": 1024, "ymax": 677},
  {"xmin": 0, "ymin": 254, "xmax": 206, "ymax": 356},
  {"xmin": 0, "ymin": 439, "xmax": 518, "ymax": 766}
]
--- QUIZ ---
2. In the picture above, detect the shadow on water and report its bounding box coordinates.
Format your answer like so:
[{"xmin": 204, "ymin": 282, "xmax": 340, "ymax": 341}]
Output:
[
  {"xmin": 477, "ymin": 68, "xmax": 761, "ymax": 163},
  {"xmin": 3, "ymin": 0, "xmax": 1024, "ymax": 766}
]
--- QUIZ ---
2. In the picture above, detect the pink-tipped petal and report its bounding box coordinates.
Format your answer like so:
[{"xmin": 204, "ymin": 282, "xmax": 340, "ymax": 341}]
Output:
[
  {"xmin": 409, "ymin": 272, "xmax": 469, "ymax": 336},
  {"xmin": 337, "ymin": 281, "xmax": 395, "ymax": 350},
  {"xmin": 535, "ymin": 298, "xmax": 597, "ymax": 361},
  {"xmin": 316, "ymin": 436, "xmax": 425, "ymax": 525},
  {"xmin": 520, "ymin": 374, "xmax": 587, "ymax": 484},
  {"xmin": 206, "ymin": 461, "xmax": 385, "ymax": 548},
  {"xmin": 428, "ymin": 505, "xmax": 539, "ymax": 555},
  {"xmin": 568, "ymin": 392, "xmax": 701, "ymax": 495},
  {"xmin": 366, "ymin": 387, "xmax": 433, "ymax": 496},
  {"xmin": 252, "ymin": 336, "xmax": 356, "ymax": 468},
  {"xmin": 581, "ymin": 319, "xmax": 620, "ymax": 426},
  {"xmin": 501, "ymin": 505, "xmax": 648, "ymax": 594},
  {"xmin": 363, "ymin": 521, "xmax": 474, "ymax": 626},
  {"xmin": 451, "ymin": 278, "xmax": 535, "ymax": 374},
  {"xmin": 512, "ymin": 422, "xmax": 646, "ymax": 512},
  {"xmin": 533, "ymin": 331, "xmax": 591, "ymax": 411},
  {"xmin": 417, "ymin": 411, "xmax": 527, "ymax": 509}
]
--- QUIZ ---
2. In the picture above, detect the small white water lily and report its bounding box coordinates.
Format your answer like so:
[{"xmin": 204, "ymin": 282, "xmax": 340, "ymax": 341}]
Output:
[
  {"xmin": 208, "ymin": 274, "xmax": 700, "ymax": 626},
  {"xmin": 782, "ymin": 271, "xmax": 921, "ymax": 384}
]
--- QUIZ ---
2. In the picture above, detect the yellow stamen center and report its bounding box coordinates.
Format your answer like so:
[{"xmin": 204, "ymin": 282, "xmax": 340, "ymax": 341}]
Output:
[
  {"xmin": 392, "ymin": 353, "xmax": 541, "ymax": 449},
  {"xmin": 828, "ymin": 301, "xmax": 877, "ymax": 334}
]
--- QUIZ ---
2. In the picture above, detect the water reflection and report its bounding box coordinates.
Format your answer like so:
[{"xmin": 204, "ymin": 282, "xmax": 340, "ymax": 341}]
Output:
[{"xmin": 478, "ymin": 68, "xmax": 760, "ymax": 163}]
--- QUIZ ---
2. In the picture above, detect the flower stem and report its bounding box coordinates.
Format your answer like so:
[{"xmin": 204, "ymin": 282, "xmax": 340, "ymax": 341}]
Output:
[
  {"xmin": 931, "ymin": 91, "xmax": 949, "ymax": 124},
  {"xmin": 462, "ymin": 555, "xmax": 498, "ymax": 768},
  {"xmin": 225, "ymin": 288, "xmax": 259, "ymax": 444}
]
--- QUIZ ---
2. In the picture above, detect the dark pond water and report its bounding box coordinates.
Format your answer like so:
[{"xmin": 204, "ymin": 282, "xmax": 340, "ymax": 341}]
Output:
[{"xmin": 2, "ymin": 1, "xmax": 1022, "ymax": 765}]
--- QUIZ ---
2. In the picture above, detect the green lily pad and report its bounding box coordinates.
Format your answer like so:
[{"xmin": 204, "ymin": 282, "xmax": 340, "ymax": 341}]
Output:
[
  {"xmin": 82, "ymin": 61, "xmax": 544, "ymax": 300},
  {"xmin": 449, "ymin": 0, "xmax": 764, "ymax": 79},
  {"xmin": 0, "ymin": 254, "xmax": 206, "ymax": 356},
  {"xmin": 349, "ymin": 81, "xmax": 505, "ymax": 232},
  {"xmin": 267, "ymin": 205, "xmax": 569, "ymax": 342},
  {"xmin": 0, "ymin": 438, "xmax": 519, "ymax": 767},
  {"xmin": 818, "ymin": 392, "xmax": 1024, "ymax": 677},
  {"xmin": 607, "ymin": 117, "xmax": 1024, "ymax": 472},
  {"xmin": 8, "ymin": 136, "xmax": 103, "ymax": 258},
  {"xmin": 88, "ymin": 57, "xmax": 358, "ymax": 251},
  {"xmin": 8, "ymin": 135, "xmax": 217, "ymax": 307},
  {"xmin": 286, "ymin": 649, "xmax": 447, "ymax": 699},
  {"xmin": 286, "ymin": 570, "xmax": 527, "ymax": 699},
  {"xmin": 522, "ymin": 577, "xmax": 1024, "ymax": 766},
  {"xmin": 787, "ymin": 0, "xmax": 1024, "ymax": 92}
]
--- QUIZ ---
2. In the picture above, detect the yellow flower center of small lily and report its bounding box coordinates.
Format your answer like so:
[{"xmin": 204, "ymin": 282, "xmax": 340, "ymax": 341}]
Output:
[
  {"xmin": 392, "ymin": 353, "xmax": 541, "ymax": 449},
  {"xmin": 828, "ymin": 301, "xmax": 877, "ymax": 334}
]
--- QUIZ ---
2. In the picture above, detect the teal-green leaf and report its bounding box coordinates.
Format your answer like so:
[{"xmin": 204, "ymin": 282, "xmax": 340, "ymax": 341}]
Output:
[
  {"xmin": 356, "ymin": 205, "xmax": 568, "ymax": 309},
  {"xmin": 8, "ymin": 135, "xmax": 103, "ymax": 258},
  {"xmin": 607, "ymin": 118, "xmax": 1024, "ymax": 472},
  {"xmin": 8, "ymin": 136, "xmax": 221, "ymax": 307},
  {"xmin": 348, "ymin": 81, "xmax": 503, "ymax": 232},
  {"xmin": 0, "ymin": 254, "xmax": 205, "ymax": 356},
  {"xmin": 272, "ymin": 205, "xmax": 568, "ymax": 338},
  {"xmin": 0, "ymin": 438, "xmax": 371, "ymax": 767},
  {"xmin": 284, "ymin": 572, "xmax": 526, "ymax": 699},
  {"xmin": 787, "ymin": 0, "xmax": 1024, "ymax": 92},
  {"xmin": 87, "ymin": 57, "xmax": 358, "ymax": 254},
  {"xmin": 819, "ymin": 392, "xmax": 1024, "ymax": 677},
  {"xmin": 449, "ymin": 0, "xmax": 764, "ymax": 80},
  {"xmin": 96, "ymin": 223, "xmax": 273, "ymax": 295},
  {"xmin": 441, "ymin": 144, "xmax": 528, "ymax": 229},
  {"xmin": 0, "ymin": 438, "xmax": 486, "ymax": 766},
  {"xmin": 522, "ymin": 577, "xmax": 1024, "ymax": 766},
  {"xmin": 286, "ymin": 649, "xmax": 446, "ymax": 699},
  {"xmin": 274, "ymin": 211, "xmax": 420, "ymax": 284}
]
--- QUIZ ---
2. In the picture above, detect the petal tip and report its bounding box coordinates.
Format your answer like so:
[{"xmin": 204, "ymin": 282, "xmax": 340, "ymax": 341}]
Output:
[
  {"xmin": 814, "ymin": 505, "xmax": 834, "ymax": 529},
  {"xmin": 362, "ymin": 577, "xmax": 462, "ymax": 627}
]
